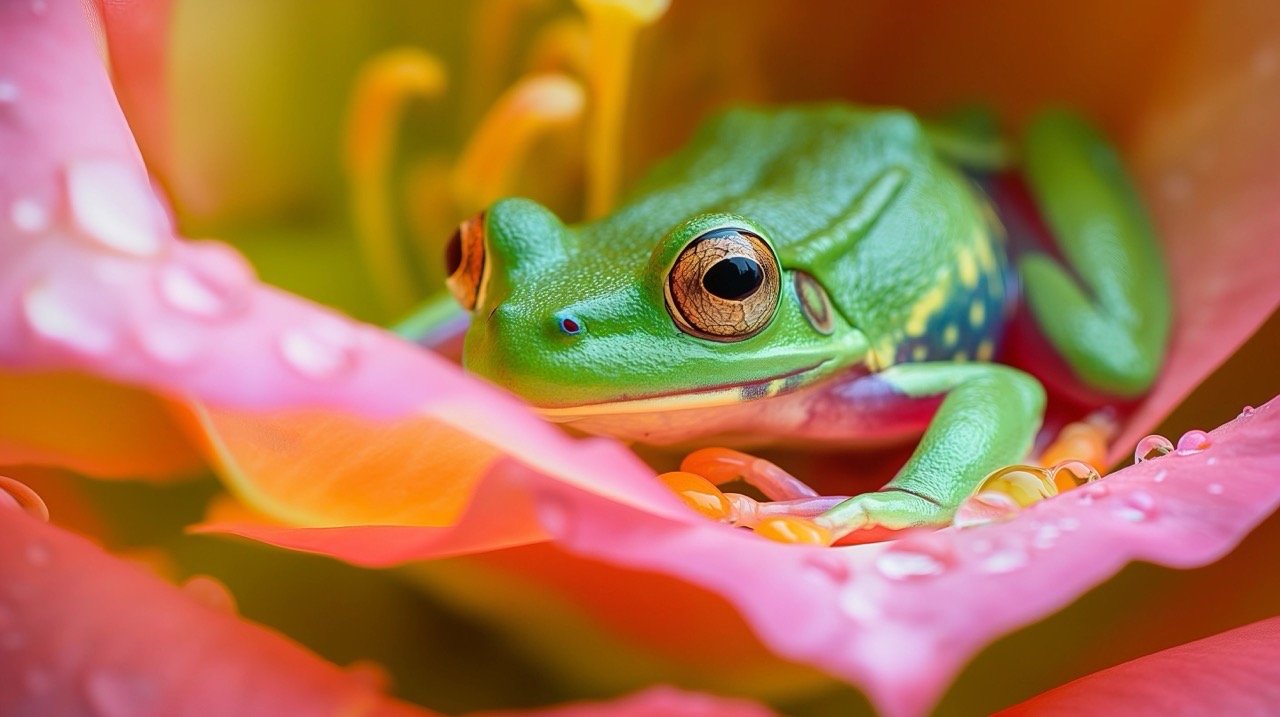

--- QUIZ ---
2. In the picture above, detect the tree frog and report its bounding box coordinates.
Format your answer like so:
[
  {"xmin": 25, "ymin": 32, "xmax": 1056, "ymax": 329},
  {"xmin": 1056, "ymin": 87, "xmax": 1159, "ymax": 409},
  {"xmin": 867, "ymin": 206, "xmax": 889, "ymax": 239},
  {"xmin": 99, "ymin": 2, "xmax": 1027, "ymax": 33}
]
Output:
[{"xmin": 436, "ymin": 105, "xmax": 1170, "ymax": 540}]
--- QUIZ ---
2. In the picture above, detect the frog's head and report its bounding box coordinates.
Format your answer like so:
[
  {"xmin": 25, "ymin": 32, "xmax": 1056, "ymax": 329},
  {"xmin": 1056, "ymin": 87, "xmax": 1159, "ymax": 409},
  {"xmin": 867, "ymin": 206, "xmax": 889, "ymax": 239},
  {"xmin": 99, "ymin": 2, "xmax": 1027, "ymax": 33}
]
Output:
[{"xmin": 445, "ymin": 197, "xmax": 870, "ymax": 422}]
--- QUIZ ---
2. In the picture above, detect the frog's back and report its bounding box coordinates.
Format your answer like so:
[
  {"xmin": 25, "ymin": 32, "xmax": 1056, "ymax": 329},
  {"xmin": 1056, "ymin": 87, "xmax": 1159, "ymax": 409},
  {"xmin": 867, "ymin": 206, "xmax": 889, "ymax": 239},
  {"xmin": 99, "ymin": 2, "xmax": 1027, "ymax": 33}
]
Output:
[{"xmin": 589, "ymin": 104, "xmax": 1012, "ymax": 369}]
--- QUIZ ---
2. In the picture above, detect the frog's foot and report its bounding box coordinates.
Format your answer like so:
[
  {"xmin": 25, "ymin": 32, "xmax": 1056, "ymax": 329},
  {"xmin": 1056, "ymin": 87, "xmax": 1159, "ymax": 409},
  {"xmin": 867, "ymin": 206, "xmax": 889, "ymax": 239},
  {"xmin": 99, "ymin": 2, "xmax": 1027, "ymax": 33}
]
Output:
[{"xmin": 816, "ymin": 489, "xmax": 952, "ymax": 543}]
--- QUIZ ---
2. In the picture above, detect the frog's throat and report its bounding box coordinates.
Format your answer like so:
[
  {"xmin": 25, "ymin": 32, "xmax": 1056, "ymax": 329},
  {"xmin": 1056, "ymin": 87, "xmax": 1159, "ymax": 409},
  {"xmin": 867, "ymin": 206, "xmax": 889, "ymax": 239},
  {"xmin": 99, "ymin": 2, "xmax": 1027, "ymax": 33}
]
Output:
[{"xmin": 535, "ymin": 359, "xmax": 840, "ymax": 420}]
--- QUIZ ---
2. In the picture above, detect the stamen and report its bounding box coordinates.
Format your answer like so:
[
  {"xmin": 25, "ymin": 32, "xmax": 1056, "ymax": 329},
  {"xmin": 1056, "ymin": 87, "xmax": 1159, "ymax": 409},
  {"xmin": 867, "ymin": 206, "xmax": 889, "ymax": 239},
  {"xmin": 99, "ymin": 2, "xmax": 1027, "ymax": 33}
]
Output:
[
  {"xmin": 0, "ymin": 475, "xmax": 49, "ymax": 522},
  {"xmin": 525, "ymin": 16, "xmax": 591, "ymax": 76},
  {"xmin": 573, "ymin": 0, "xmax": 671, "ymax": 217},
  {"xmin": 1038, "ymin": 419, "xmax": 1111, "ymax": 473},
  {"xmin": 680, "ymin": 447, "xmax": 820, "ymax": 501},
  {"xmin": 343, "ymin": 48, "xmax": 447, "ymax": 315},
  {"xmin": 452, "ymin": 74, "xmax": 585, "ymax": 215},
  {"xmin": 463, "ymin": 0, "xmax": 548, "ymax": 125},
  {"xmin": 658, "ymin": 471, "xmax": 731, "ymax": 520}
]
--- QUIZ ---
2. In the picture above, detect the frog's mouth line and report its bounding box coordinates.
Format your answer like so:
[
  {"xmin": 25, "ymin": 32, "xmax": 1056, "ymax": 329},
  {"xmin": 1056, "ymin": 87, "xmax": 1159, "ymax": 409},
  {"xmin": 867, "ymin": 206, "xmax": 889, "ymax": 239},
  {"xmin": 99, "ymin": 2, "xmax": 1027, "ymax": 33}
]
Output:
[{"xmin": 534, "ymin": 360, "xmax": 834, "ymax": 420}]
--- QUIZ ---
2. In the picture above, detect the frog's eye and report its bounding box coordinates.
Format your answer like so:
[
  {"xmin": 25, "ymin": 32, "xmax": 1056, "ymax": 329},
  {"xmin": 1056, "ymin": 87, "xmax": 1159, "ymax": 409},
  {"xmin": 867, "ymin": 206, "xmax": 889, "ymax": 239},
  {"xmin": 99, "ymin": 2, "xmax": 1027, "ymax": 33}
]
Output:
[
  {"xmin": 665, "ymin": 227, "xmax": 780, "ymax": 341},
  {"xmin": 445, "ymin": 211, "xmax": 487, "ymax": 310}
]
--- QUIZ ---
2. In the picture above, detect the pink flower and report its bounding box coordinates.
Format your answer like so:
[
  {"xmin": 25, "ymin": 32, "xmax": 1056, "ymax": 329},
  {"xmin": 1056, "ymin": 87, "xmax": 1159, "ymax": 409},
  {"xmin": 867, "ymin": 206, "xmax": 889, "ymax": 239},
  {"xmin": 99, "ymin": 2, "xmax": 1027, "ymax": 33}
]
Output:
[{"xmin": 2, "ymin": 1, "xmax": 1279, "ymax": 716}]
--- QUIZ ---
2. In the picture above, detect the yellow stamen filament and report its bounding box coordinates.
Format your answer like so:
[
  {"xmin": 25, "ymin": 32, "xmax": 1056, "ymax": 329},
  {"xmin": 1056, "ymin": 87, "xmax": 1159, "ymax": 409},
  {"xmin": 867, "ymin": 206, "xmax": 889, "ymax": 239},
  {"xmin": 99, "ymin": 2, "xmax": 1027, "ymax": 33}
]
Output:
[
  {"xmin": 343, "ymin": 48, "xmax": 447, "ymax": 315},
  {"xmin": 574, "ymin": 0, "xmax": 671, "ymax": 218},
  {"xmin": 402, "ymin": 155, "xmax": 457, "ymax": 272},
  {"xmin": 451, "ymin": 74, "xmax": 585, "ymax": 215},
  {"xmin": 525, "ymin": 16, "xmax": 591, "ymax": 77},
  {"xmin": 463, "ymin": 0, "xmax": 550, "ymax": 125}
]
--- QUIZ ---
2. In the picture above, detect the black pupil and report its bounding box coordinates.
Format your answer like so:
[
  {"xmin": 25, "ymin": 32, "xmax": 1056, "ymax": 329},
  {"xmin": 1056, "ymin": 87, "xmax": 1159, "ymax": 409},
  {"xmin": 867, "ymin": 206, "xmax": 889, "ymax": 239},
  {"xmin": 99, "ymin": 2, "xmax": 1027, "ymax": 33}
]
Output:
[
  {"xmin": 444, "ymin": 228, "xmax": 463, "ymax": 276},
  {"xmin": 703, "ymin": 256, "xmax": 763, "ymax": 300}
]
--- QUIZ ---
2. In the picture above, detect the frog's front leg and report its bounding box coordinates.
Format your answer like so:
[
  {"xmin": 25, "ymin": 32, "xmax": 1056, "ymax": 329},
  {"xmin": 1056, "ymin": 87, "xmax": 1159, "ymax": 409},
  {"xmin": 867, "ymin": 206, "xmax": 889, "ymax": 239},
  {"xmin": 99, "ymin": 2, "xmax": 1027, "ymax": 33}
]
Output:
[{"xmin": 816, "ymin": 362, "xmax": 1045, "ymax": 541}]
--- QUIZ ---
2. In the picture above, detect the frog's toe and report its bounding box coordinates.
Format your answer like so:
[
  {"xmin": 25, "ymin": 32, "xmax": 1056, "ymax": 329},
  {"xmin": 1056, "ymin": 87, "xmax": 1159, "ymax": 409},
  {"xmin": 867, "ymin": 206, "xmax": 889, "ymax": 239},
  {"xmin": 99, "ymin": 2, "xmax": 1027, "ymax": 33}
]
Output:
[{"xmin": 816, "ymin": 489, "xmax": 951, "ymax": 542}]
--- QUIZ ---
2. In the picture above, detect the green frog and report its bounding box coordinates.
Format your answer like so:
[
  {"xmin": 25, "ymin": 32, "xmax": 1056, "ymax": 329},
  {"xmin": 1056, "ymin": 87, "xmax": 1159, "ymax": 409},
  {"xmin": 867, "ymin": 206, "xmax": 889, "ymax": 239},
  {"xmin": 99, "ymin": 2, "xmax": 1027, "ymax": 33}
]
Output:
[{"xmin": 429, "ymin": 105, "xmax": 1170, "ymax": 541}]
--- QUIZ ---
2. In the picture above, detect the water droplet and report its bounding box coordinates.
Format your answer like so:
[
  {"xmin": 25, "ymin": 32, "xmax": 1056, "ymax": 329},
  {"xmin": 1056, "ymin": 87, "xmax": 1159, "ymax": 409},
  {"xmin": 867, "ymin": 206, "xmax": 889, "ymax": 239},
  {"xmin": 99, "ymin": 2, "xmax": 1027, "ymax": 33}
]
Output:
[
  {"xmin": 22, "ymin": 278, "xmax": 116, "ymax": 355},
  {"xmin": 1050, "ymin": 460, "xmax": 1101, "ymax": 492},
  {"xmin": 1240, "ymin": 405, "xmax": 1256, "ymax": 419},
  {"xmin": 1057, "ymin": 516, "xmax": 1082, "ymax": 532},
  {"xmin": 839, "ymin": 588, "xmax": 882, "ymax": 621},
  {"xmin": 0, "ymin": 80, "xmax": 18, "ymax": 104},
  {"xmin": 1206, "ymin": 456, "xmax": 1219, "ymax": 466},
  {"xmin": 1207, "ymin": 483, "xmax": 1225, "ymax": 496},
  {"xmin": 1134, "ymin": 434, "xmax": 1173, "ymax": 463},
  {"xmin": 278, "ymin": 320, "xmax": 359, "ymax": 380},
  {"xmin": 1033, "ymin": 523, "xmax": 1061, "ymax": 549},
  {"xmin": 980, "ymin": 545, "xmax": 1028, "ymax": 574},
  {"xmin": 975, "ymin": 464, "xmax": 1057, "ymax": 507},
  {"xmin": 535, "ymin": 494, "xmax": 572, "ymax": 538},
  {"xmin": 952, "ymin": 491, "xmax": 1020, "ymax": 529},
  {"xmin": 181, "ymin": 575, "xmax": 237, "ymax": 614},
  {"xmin": 1115, "ymin": 491, "xmax": 1158, "ymax": 523},
  {"xmin": 804, "ymin": 553, "xmax": 850, "ymax": 583},
  {"xmin": 0, "ymin": 476, "xmax": 49, "ymax": 522},
  {"xmin": 66, "ymin": 159, "xmax": 163, "ymax": 257},
  {"xmin": 83, "ymin": 670, "xmax": 158, "ymax": 717},
  {"xmin": 23, "ymin": 667, "xmax": 51, "ymax": 694},
  {"xmin": 24, "ymin": 542, "xmax": 49, "ymax": 567},
  {"xmin": 10, "ymin": 197, "xmax": 49, "ymax": 233},
  {"xmin": 1175, "ymin": 430, "xmax": 1211, "ymax": 456},
  {"xmin": 1153, "ymin": 469, "xmax": 1169, "ymax": 483},
  {"xmin": 155, "ymin": 244, "xmax": 253, "ymax": 319},
  {"xmin": 135, "ymin": 324, "xmax": 205, "ymax": 366},
  {"xmin": 1076, "ymin": 482, "xmax": 1110, "ymax": 505},
  {"xmin": 875, "ymin": 540, "xmax": 952, "ymax": 580}
]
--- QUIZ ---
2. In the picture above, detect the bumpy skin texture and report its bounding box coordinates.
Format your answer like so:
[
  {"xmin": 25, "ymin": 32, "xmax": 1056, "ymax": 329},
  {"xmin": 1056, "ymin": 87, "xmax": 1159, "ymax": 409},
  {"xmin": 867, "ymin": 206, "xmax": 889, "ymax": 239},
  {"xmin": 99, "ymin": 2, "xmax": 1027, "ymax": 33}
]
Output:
[{"xmin": 453, "ymin": 104, "xmax": 1168, "ymax": 528}]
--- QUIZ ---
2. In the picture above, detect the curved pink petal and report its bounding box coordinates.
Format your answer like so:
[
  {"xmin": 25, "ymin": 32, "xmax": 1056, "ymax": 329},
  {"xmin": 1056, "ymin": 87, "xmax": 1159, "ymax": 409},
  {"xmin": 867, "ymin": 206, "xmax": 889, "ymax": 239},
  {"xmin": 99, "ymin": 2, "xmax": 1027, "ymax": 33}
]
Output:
[
  {"xmin": 1000, "ymin": 616, "xmax": 1280, "ymax": 715},
  {"xmin": 209, "ymin": 399, "xmax": 1280, "ymax": 716},
  {"xmin": 0, "ymin": 506, "xmax": 778, "ymax": 717}
]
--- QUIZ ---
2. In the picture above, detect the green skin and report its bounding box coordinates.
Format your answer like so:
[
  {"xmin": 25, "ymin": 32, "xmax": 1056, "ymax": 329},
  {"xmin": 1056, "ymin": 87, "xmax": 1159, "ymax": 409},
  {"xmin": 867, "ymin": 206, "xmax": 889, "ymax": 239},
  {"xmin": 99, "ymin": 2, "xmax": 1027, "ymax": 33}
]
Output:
[{"xmin": 419, "ymin": 105, "xmax": 1170, "ymax": 537}]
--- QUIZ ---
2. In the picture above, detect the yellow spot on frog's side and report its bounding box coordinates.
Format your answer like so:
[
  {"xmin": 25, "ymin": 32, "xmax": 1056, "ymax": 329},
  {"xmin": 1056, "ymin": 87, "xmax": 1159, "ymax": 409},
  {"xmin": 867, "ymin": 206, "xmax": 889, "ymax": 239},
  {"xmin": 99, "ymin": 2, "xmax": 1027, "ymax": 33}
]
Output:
[
  {"xmin": 957, "ymin": 249, "xmax": 979, "ymax": 288},
  {"xmin": 942, "ymin": 323, "xmax": 959, "ymax": 347},
  {"xmin": 868, "ymin": 339, "xmax": 897, "ymax": 371},
  {"xmin": 976, "ymin": 339, "xmax": 995, "ymax": 362},
  {"xmin": 973, "ymin": 226, "xmax": 998, "ymax": 273},
  {"xmin": 904, "ymin": 284, "xmax": 950, "ymax": 337},
  {"xmin": 912, "ymin": 345, "xmax": 928, "ymax": 361},
  {"xmin": 953, "ymin": 351, "xmax": 969, "ymax": 363},
  {"xmin": 969, "ymin": 300, "xmax": 986, "ymax": 327}
]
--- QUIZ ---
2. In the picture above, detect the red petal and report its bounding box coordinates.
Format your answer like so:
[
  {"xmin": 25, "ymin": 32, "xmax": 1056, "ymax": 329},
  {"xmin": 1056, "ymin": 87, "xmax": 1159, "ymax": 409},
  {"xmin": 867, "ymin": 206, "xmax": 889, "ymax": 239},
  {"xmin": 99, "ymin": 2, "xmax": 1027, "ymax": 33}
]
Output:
[{"xmin": 999, "ymin": 617, "xmax": 1280, "ymax": 715}]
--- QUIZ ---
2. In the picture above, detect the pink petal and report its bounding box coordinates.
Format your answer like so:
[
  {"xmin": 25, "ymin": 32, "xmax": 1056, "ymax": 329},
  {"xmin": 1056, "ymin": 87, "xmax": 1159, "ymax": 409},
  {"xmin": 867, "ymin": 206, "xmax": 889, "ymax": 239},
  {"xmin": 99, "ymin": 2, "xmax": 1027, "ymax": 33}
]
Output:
[
  {"xmin": 999, "ymin": 617, "xmax": 1280, "ymax": 715},
  {"xmin": 0, "ymin": 506, "xmax": 777, "ymax": 717},
  {"xmin": 470, "ymin": 686, "xmax": 778, "ymax": 717},
  {"xmin": 210, "ymin": 399, "xmax": 1280, "ymax": 716}
]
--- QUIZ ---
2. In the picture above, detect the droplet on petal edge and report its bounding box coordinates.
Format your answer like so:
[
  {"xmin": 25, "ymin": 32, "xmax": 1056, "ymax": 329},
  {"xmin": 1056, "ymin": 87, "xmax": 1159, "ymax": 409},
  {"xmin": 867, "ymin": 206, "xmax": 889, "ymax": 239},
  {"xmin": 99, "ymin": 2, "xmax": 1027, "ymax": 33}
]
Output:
[
  {"xmin": 9, "ymin": 198, "xmax": 48, "ymax": 233},
  {"xmin": 1114, "ymin": 490, "xmax": 1158, "ymax": 523},
  {"xmin": 1050, "ymin": 459, "xmax": 1101, "ymax": 492},
  {"xmin": 1175, "ymin": 429, "xmax": 1211, "ymax": 456},
  {"xmin": 1133, "ymin": 434, "xmax": 1174, "ymax": 463},
  {"xmin": 1240, "ymin": 405, "xmax": 1257, "ymax": 418},
  {"xmin": 875, "ymin": 539, "xmax": 953, "ymax": 580},
  {"xmin": 277, "ymin": 321, "xmax": 359, "ymax": 380},
  {"xmin": 975, "ymin": 464, "xmax": 1057, "ymax": 507},
  {"xmin": 21, "ymin": 278, "xmax": 115, "ymax": 355},
  {"xmin": 979, "ymin": 545, "xmax": 1028, "ymax": 574},
  {"xmin": 181, "ymin": 575, "xmax": 238, "ymax": 614},
  {"xmin": 952, "ymin": 491, "xmax": 1021, "ymax": 529},
  {"xmin": 66, "ymin": 159, "xmax": 164, "ymax": 257},
  {"xmin": 0, "ymin": 477, "xmax": 48, "ymax": 522}
]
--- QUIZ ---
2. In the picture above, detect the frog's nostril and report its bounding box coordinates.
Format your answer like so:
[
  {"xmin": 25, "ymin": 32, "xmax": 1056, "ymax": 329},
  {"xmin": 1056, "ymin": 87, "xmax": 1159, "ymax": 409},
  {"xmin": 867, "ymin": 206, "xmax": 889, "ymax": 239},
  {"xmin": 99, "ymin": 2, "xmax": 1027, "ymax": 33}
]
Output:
[{"xmin": 556, "ymin": 312, "xmax": 585, "ymax": 336}]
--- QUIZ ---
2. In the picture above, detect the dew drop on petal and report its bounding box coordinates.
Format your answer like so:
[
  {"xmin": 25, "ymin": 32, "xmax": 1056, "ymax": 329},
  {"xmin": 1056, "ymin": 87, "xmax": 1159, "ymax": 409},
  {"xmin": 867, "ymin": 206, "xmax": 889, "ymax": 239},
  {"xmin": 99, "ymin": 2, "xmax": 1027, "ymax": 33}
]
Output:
[
  {"xmin": 975, "ymin": 464, "xmax": 1057, "ymax": 507},
  {"xmin": 1134, "ymin": 434, "xmax": 1174, "ymax": 463},
  {"xmin": 980, "ymin": 545, "xmax": 1028, "ymax": 574},
  {"xmin": 82, "ymin": 670, "xmax": 157, "ymax": 717},
  {"xmin": 1050, "ymin": 460, "xmax": 1100, "ymax": 492},
  {"xmin": 66, "ymin": 159, "xmax": 163, "ymax": 257},
  {"xmin": 1175, "ymin": 429, "xmax": 1211, "ymax": 456},
  {"xmin": 181, "ymin": 575, "xmax": 237, "ymax": 614},
  {"xmin": 1033, "ymin": 523, "xmax": 1061, "ymax": 549},
  {"xmin": 1240, "ymin": 405, "xmax": 1256, "ymax": 419},
  {"xmin": 278, "ymin": 321, "xmax": 359, "ymax": 380},
  {"xmin": 1207, "ymin": 482, "xmax": 1225, "ymax": 496},
  {"xmin": 1076, "ymin": 482, "xmax": 1110, "ymax": 505},
  {"xmin": 876, "ymin": 539, "xmax": 953, "ymax": 580},
  {"xmin": 804, "ymin": 553, "xmax": 851, "ymax": 584},
  {"xmin": 1153, "ymin": 469, "xmax": 1169, "ymax": 483},
  {"xmin": 9, "ymin": 198, "xmax": 48, "ymax": 233},
  {"xmin": 952, "ymin": 491, "xmax": 1020, "ymax": 529},
  {"xmin": 1115, "ymin": 490, "xmax": 1158, "ymax": 523},
  {"xmin": 0, "ymin": 476, "xmax": 50, "ymax": 522},
  {"xmin": 1057, "ymin": 516, "xmax": 1082, "ymax": 532},
  {"xmin": 156, "ymin": 243, "xmax": 254, "ymax": 319},
  {"xmin": 21, "ymin": 279, "xmax": 115, "ymax": 355},
  {"xmin": 136, "ymin": 324, "xmax": 205, "ymax": 367}
]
